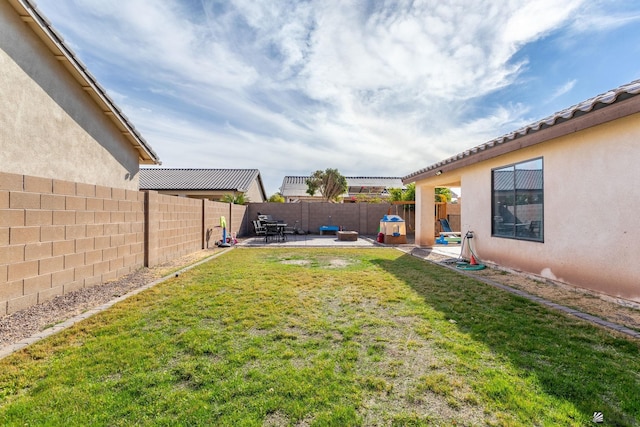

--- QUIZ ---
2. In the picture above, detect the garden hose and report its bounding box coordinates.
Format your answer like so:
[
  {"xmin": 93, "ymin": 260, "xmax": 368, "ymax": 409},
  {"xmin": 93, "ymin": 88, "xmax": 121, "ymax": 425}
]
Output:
[{"xmin": 456, "ymin": 231, "xmax": 486, "ymax": 270}]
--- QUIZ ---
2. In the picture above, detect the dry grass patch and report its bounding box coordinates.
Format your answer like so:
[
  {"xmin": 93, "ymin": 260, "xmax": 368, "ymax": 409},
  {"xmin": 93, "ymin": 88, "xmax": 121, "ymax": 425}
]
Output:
[
  {"xmin": 473, "ymin": 265, "xmax": 640, "ymax": 332},
  {"xmin": 0, "ymin": 248, "xmax": 638, "ymax": 426}
]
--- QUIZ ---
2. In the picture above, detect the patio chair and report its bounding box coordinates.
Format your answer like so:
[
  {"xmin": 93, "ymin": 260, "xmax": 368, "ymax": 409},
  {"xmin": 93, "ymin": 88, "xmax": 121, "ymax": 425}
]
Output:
[
  {"xmin": 528, "ymin": 220, "xmax": 541, "ymax": 238},
  {"xmin": 438, "ymin": 218, "xmax": 461, "ymax": 237},
  {"xmin": 283, "ymin": 224, "xmax": 296, "ymax": 236},
  {"xmin": 253, "ymin": 220, "xmax": 267, "ymax": 236}
]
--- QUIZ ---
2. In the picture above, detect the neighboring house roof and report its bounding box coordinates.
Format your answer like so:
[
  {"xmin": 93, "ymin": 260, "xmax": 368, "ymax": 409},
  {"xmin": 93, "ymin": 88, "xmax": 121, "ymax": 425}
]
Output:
[
  {"xmin": 404, "ymin": 79, "xmax": 640, "ymax": 183},
  {"xmin": 139, "ymin": 168, "xmax": 266, "ymax": 196},
  {"xmin": 280, "ymin": 176, "xmax": 313, "ymax": 197},
  {"xmin": 280, "ymin": 176, "xmax": 404, "ymax": 198},
  {"xmin": 346, "ymin": 177, "xmax": 405, "ymax": 194},
  {"xmin": 7, "ymin": 0, "xmax": 160, "ymax": 165}
]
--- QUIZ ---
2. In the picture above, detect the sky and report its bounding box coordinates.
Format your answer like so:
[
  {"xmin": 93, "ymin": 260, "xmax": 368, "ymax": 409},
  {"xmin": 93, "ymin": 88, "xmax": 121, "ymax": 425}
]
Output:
[{"xmin": 35, "ymin": 0, "xmax": 640, "ymax": 196}]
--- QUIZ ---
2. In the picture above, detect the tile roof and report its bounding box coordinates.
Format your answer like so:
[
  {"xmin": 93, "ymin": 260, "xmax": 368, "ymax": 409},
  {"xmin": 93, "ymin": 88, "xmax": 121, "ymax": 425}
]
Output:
[
  {"xmin": 139, "ymin": 168, "xmax": 262, "ymax": 192},
  {"xmin": 280, "ymin": 176, "xmax": 404, "ymax": 197},
  {"xmin": 279, "ymin": 176, "xmax": 314, "ymax": 197},
  {"xmin": 346, "ymin": 177, "xmax": 404, "ymax": 195},
  {"xmin": 346, "ymin": 177, "xmax": 404, "ymax": 188},
  {"xmin": 8, "ymin": 0, "xmax": 160, "ymax": 165},
  {"xmin": 404, "ymin": 79, "xmax": 640, "ymax": 182}
]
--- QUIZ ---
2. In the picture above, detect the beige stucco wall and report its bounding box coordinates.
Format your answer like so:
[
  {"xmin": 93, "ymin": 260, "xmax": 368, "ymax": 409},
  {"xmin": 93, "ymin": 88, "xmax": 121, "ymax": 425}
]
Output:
[
  {"xmin": 0, "ymin": 2, "xmax": 141, "ymax": 190},
  {"xmin": 414, "ymin": 112, "xmax": 640, "ymax": 303},
  {"xmin": 245, "ymin": 179, "xmax": 266, "ymax": 203}
]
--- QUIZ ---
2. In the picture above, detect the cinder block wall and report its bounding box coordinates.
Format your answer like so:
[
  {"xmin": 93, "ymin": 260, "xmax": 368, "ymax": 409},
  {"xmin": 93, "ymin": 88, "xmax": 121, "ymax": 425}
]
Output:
[
  {"xmin": 230, "ymin": 203, "xmax": 247, "ymax": 239},
  {"xmin": 0, "ymin": 175, "xmax": 250, "ymax": 315},
  {"xmin": 247, "ymin": 203, "xmax": 404, "ymax": 235},
  {"xmin": 146, "ymin": 193, "xmax": 203, "ymax": 267},
  {"xmin": 1, "ymin": 172, "xmax": 145, "ymax": 315},
  {"xmin": 203, "ymin": 200, "xmax": 230, "ymax": 248}
]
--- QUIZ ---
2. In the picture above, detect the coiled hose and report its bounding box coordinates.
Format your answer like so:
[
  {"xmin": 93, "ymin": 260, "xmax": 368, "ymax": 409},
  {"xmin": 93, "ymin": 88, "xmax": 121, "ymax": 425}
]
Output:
[{"xmin": 456, "ymin": 231, "xmax": 486, "ymax": 270}]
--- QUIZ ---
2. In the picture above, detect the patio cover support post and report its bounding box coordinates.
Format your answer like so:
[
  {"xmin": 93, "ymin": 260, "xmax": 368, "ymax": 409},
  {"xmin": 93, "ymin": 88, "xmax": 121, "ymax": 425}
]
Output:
[{"xmin": 415, "ymin": 183, "xmax": 436, "ymax": 246}]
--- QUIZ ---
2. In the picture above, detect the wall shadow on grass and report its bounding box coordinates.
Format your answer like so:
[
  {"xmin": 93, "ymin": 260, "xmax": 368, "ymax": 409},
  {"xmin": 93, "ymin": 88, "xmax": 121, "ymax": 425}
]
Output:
[{"xmin": 372, "ymin": 252, "xmax": 640, "ymax": 426}]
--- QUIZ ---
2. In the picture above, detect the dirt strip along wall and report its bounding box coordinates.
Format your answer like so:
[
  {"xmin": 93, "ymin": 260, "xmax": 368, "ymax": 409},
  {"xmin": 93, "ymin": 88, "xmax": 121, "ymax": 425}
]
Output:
[
  {"xmin": 1, "ymin": 173, "xmax": 146, "ymax": 315},
  {"xmin": 0, "ymin": 173, "xmax": 247, "ymax": 315}
]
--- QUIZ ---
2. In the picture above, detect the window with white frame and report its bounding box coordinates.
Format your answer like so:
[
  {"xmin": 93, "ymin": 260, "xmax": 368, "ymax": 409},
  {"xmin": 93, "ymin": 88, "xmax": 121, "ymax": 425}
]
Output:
[{"xmin": 492, "ymin": 157, "xmax": 543, "ymax": 241}]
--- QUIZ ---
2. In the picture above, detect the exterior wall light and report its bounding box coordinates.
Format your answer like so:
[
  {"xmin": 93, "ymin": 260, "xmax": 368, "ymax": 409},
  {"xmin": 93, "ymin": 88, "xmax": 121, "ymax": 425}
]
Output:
[{"xmin": 435, "ymin": 170, "xmax": 443, "ymax": 175}]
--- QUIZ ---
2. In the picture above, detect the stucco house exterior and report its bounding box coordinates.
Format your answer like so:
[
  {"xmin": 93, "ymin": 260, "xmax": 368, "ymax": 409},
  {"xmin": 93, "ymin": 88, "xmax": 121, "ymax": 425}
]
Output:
[
  {"xmin": 1, "ymin": 0, "xmax": 160, "ymax": 190},
  {"xmin": 404, "ymin": 79, "xmax": 640, "ymax": 303},
  {"xmin": 139, "ymin": 168, "xmax": 267, "ymax": 203},
  {"xmin": 280, "ymin": 176, "xmax": 404, "ymax": 203},
  {"xmin": 0, "ymin": 0, "xmax": 169, "ymax": 315}
]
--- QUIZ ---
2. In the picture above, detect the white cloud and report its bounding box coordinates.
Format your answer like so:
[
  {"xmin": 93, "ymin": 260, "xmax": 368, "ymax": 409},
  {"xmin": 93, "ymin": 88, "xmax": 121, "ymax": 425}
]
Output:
[
  {"xmin": 500, "ymin": 1, "xmax": 584, "ymax": 45},
  {"xmin": 549, "ymin": 79, "xmax": 577, "ymax": 102},
  {"xmin": 569, "ymin": 3, "xmax": 640, "ymax": 33},
  {"xmin": 37, "ymin": 0, "xmax": 638, "ymax": 194}
]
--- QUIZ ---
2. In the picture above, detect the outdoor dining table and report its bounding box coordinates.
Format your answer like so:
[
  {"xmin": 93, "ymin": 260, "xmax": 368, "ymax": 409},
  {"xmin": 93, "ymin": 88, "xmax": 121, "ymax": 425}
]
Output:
[{"xmin": 264, "ymin": 222, "xmax": 287, "ymax": 242}]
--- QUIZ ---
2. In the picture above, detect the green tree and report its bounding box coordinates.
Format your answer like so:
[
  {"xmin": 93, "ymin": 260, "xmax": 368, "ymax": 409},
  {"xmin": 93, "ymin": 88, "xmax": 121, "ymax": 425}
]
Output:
[
  {"xmin": 404, "ymin": 183, "xmax": 416, "ymax": 202},
  {"xmin": 388, "ymin": 187, "xmax": 403, "ymax": 202},
  {"xmin": 305, "ymin": 168, "xmax": 348, "ymax": 202},
  {"xmin": 268, "ymin": 193, "xmax": 285, "ymax": 203},
  {"xmin": 436, "ymin": 187, "xmax": 452, "ymax": 202},
  {"xmin": 389, "ymin": 184, "xmax": 451, "ymax": 203},
  {"xmin": 352, "ymin": 194, "xmax": 383, "ymax": 203},
  {"xmin": 221, "ymin": 193, "xmax": 248, "ymax": 205},
  {"xmin": 389, "ymin": 183, "xmax": 415, "ymax": 202}
]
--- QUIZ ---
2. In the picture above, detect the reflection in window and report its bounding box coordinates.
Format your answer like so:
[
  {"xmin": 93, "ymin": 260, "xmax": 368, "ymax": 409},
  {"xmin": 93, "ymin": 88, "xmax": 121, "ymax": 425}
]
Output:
[{"xmin": 492, "ymin": 158, "xmax": 543, "ymax": 241}]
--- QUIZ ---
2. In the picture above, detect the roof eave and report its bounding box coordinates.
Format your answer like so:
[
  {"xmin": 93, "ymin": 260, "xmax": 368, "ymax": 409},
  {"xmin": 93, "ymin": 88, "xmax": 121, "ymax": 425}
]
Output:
[
  {"xmin": 10, "ymin": 0, "xmax": 161, "ymax": 165},
  {"xmin": 404, "ymin": 87, "xmax": 640, "ymax": 184}
]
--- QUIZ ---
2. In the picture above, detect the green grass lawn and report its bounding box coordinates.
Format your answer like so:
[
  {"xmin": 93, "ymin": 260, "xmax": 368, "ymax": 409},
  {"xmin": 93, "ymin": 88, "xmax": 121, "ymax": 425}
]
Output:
[{"xmin": 1, "ymin": 248, "xmax": 639, "ymax": 426}]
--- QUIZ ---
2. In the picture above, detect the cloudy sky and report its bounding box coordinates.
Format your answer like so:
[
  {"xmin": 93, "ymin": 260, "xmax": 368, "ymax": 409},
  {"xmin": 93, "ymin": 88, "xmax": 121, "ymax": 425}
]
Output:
[{"xmin": 36, "ymin": 0, "xmax": 640, "ymax": 195}]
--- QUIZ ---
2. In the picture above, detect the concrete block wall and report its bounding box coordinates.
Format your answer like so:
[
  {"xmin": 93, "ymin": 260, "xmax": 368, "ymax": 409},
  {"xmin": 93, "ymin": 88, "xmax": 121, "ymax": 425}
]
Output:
[
  {"xmin": 365, "ymin": 204, "xmax": 396, "ymax": 234},
  {"xmin": 203, "ymin": 200, "xmax": 229, "ymax": 248},
  {"xmin": 0, "ymin": 172, "xmax": 145, "ymax": 315},
  {"xmin": 1, "ymin": 176, "xmax": 249, "ymax": 315},
  {"xmin": 202, "ymin": 201, "xmax": 247, "ymax": 246},
  {"xmin": 247, "ymin": 202, "xmax": 401, "ymax": 235},
  {"xmin": 307, "ymin": 203, "xmax": 361, "ymax": 232},
  {"xmin": 3, "ymin": 172, "xmax": 430, "ymax": 315},
  {"xmin": 230, "ymin": 203, "xmax": 247, "ymax": 239},
  {"xmin": 248, "ymin": 202, "xmax": 305, "ymax": 234},
  {"xmin": 146, "ymin": 193, "xmax": 203, "ymax": 267}
]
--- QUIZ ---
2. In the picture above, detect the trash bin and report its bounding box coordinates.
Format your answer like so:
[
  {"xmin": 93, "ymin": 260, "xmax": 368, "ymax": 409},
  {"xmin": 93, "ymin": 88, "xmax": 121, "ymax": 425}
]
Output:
[{"xmin": 379, "ymin": 215, "xmax": 407, "ymax": 244}]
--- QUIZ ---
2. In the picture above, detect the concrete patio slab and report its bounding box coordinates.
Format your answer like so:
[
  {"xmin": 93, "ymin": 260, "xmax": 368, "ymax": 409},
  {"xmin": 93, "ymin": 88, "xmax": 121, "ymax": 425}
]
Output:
[{"xmin": 236, "ymin": 234, "xmax": 377, "ymax": 247}]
